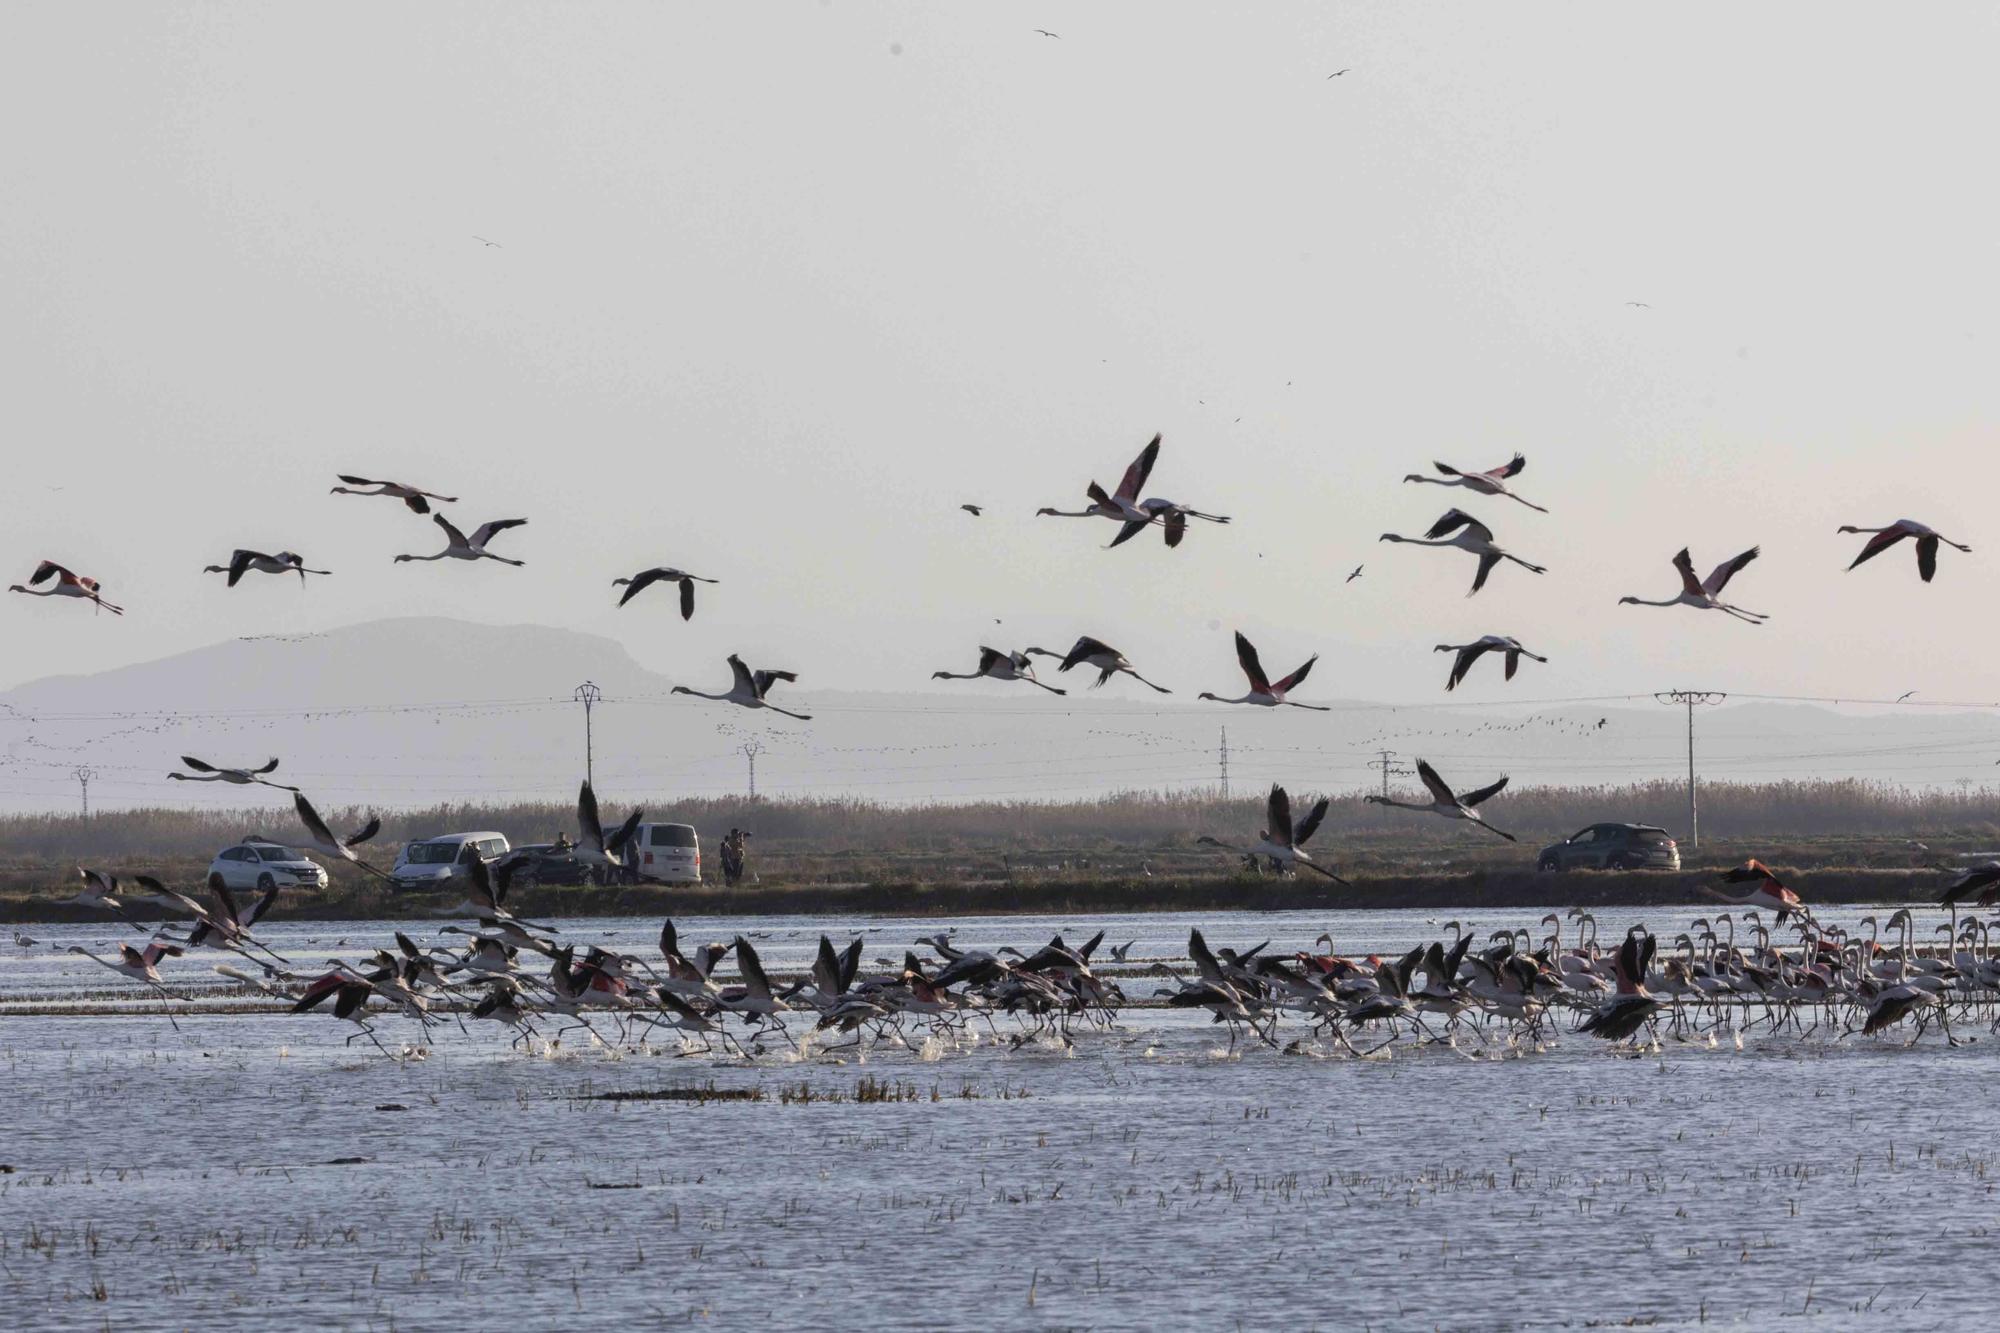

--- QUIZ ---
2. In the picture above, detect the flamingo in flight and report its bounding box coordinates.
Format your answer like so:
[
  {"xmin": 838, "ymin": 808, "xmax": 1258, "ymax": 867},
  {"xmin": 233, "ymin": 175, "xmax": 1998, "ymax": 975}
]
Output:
[
  {"xmin": 1037, "ymin": 434, "xmax": 1161, "ymax": 528},
  {"xmin": 329, "ymin": 475, "xmax": 459, "ymax": 514},
  {"xmin": 394, "ymin": 515, "xmax": 528, "ymax": 566},
  {"xmin": 1196, "ymin": 783, "xmax": 1348, "ymax": 882},
  {"xmin": 1110, "ymin": 498, "xmax": 1231, "ymax": 550},
  {"xmin": 613, "ymin": 567, "xmax": 717, "ymax": 618},
  {"xmin": 1434, "ymin": 636, "xmax": 1546, "ymax": 691},
  {"xmin": 1838, "ymin": 520, "xmax": 1971, "ymax": 583},
  {"xmin": 1379, "ymin": 510, "xmax": 1546, "ymax": 595},
  {"xmin": 9, "ymin": 560, "xmax": 122, "ymax": 614},
  {"xmin": 1706, "ymin": 859, "xmax": 1806, "ymax": 923},
  {"xmin": 1402, "ymin": 453, "xmax": 1547, "ymax": 512},
  {"xmin": 292, "ymin": 793, "xmax": 386, "ymax": 877},
  {"xmin": 168, "ymin": 756, "xmax": 298, "ymax": 791},
  {"xmin": 1198, "ymin": 632, "xmax": 1327, "ymax": 710},
  {"xmin": 1365, "ymin": 759, "xmax": 1516, "ymax": 841},
  {"xmin": 1618, "ymin": 547, "xmax": 1767, "ymax": 623},
  {"xmin": 673, "ymin": 655, "xmax": 811, "ymax": 720},
  {"xmin": 1024, "ymin": 636, "xmax": 1171, "ymax": 693},
  {"xmin": 932, "ymin": 647, "xmax": 1066, "ymax": 694},
  {"xmin": 203, "ymin": 549, "xmax": 331, "ymax": 587}
]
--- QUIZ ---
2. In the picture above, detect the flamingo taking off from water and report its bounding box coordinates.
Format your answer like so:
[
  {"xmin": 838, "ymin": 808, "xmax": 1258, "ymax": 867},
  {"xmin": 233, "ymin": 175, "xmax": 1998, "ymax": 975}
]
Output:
[
  {"xmin": 9, "ymin": 560, "xmax": 123, "ymax": 614},
  {"xmin": 1379, "ymin": 510, "xmax": 1546, "ymax": 596},
  {"xmin": 1838, "ymin": 520, "xmax": 1970, "ymax": 583},
  {"xmin": 394, "ymin": 515, "xmax": 527, "ymax": 567},
  {"xmin": 1402, "ymin": 454, "xmax": 1547, "ymax": 512},
  {"xmin": 1364, "ymin": 759, "xmax": 1517, "ymax": 842},
  {"xmin": 1197, "ymin": 783, "xmax": 1349, "ymax": 882},
  {"xmin": 329, "ymin": 475, "xmax": 459, "ymax": 514},
  {"xmin": 673, "ymin": 655, "xmax": 811, "ymax": 720},
  {"xmin": 612, "ymin": 567, "xmax": 717, "ymax": 618},
  {"xmin": 1198, "ymin": 632, "xmax": 1327, "ymax": 709},
  {"xmin": 1024, "ymin": 636, "xmax": 1171, "ymax": 693},
  {"xmin": 168, "ymin": 756, "xmax": 298, "ymax": 791},
  {"xmin": 1706, "ymin": 859, "xmax": 1806, "ymax": 923},
  {"xmin": 1618, "ymin": 547, "xmax": 1767, "ymax": 623},
  {"xmin": 932, "ymin": 647, "xmax": 1066, "ymax": 694},
  {"xmin": 1037, "ymin": 434, "xmax": 1161, "ymax": 528},
  {"xmin": 203, "ymin": 550, "xmax": 331, "ymax": 587},
  {"xmin": 1434, "ymin": 636, "xmax": 1546, "ymax": 691},
  {"xmin": 292, "ymin": 793, "xmax": 386, "ymax": 877}
]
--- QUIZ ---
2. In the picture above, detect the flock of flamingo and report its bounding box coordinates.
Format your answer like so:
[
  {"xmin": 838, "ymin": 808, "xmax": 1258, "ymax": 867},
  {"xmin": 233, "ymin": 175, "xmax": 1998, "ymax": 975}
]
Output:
[{"xmin": 13, "ymin": 435, "xmax": 1991, "ymax": 1056}]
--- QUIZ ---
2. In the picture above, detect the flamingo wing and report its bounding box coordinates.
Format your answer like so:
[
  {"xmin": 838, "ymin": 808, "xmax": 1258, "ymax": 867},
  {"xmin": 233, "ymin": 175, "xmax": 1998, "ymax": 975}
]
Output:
[
  {"xmin": 1471, "ymin": 552, "xmax": 1501, "ymax": 594},
  {"xmin": 1917, "ymin": 534, "xmax": 1939, "ymax": 583},
  {"xmin": 1846, "ymin": 526, "xmax": 1909, "ymax": 570},
  {"xmin": 577, "ymin": 780, "xmax": 607, "ymax": 852},
  {"xmin": 616, "ymin": 568, "xmax": 670, "ymax": 606},
  {"xmin": 470, "ymin": 518, "xmax": 527, "ymax": 548},
  {"xmin": 1424, "ymin": 509, "xmax": 1487, "ymax": 542},
  {"xmin": 679, "ymin": 577, "xmax": 696, "ymax": 620},
  {"xmin": 727, "ymin": 654, "xmax": 757, "ymax": 695},
  {"xmin": 1114, "ymin": 433, "xmax": 1161, "ymax": 504},
  {"xmin": 1063, "ymin": 636, "xmax": 1115, "ymax": 671},
  {"xmin": 251, "ymin": 758, "xmax": 281, "ymax": 775},
  {"xmin": 336, "ymin": 474, "xmax": 387, "ymax": 487},
  {"xmin": 1266, "ymin": 784, "xmax": 1295, "ymax": 849},
  {"xmin": 1272, "ymin": 653, "xmax": 1317, "ymax": 694},
  {"xmin": 754, "ymin": 669, "xmax": 798, "ymax": 697},
  {"xmin": 975, "ymin": 647, "xmax": 1006, "ymax": 675},
  {"xmin": 1458, "ymin": 774, "xmax": 1510, "ymax": 808},
  {"xmin": 179, "ymin": 755, "xmax": 219, "ymax": 773},
  {"xmin": 1487, "ymin": 453, "xmax": 1527, "ymax": 479},
  {"xmin": 1415, "ymin": 760, "xmax": 1456, "ymax": 805},
  {"xmin": 1108, "ymin": 518, "xmax": 1149, "ymax": 548},
  {"xmin": 344, "ymin": 815, "xmax": 381, "ymax": 848},
  {"xmin": 1672, "ymin": 548, "xmax": 1705, "ymax": 597},
  {"xmin": 1234, "ymin": 632, "xmax": 1271, "ymax": 693},
  {"xmin": 292, "ymin": 792, "xmax": 339, "ymax": 851},
  {"xmin": 1703, "ymin": 547, "xmax": 1759, "ymax": 595},
  {"xmin": 433, "ymin": 513, "xmax": 469, "ymax": 548},
  {"xmin": 1294, "ymin": 796, "xmax": 1329, "ymax": 846}
]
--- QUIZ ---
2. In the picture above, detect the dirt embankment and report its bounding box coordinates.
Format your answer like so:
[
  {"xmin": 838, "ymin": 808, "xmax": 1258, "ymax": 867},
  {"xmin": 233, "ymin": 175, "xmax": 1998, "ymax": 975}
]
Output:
[{"xmin": 0, "ymin": 867, "xmax": 1949, "ymax": 925}]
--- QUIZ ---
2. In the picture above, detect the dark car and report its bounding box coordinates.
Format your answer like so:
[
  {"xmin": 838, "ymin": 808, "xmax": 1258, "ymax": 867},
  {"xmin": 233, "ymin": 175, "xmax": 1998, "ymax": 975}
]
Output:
[
  {"xmin": 1536, "ymin": 823, "xmax": 1680, "ymax": 872},
  {"xmin": 496, "ymin": 843, "xmax": 599, "ymax": 889}
]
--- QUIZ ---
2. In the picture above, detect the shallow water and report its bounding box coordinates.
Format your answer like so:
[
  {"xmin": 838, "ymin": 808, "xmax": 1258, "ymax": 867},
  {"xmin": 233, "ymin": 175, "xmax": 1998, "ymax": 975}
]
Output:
[{"xmin": 3, "ymin": 907, "xmax": 1991, "ymax": 1329}]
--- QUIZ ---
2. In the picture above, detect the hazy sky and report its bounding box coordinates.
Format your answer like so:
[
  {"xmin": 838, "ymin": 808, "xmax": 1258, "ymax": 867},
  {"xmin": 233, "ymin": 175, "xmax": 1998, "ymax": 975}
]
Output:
[{"xmin": 6, "ymin": 3, "xmax": 1998, "ymax": 712}]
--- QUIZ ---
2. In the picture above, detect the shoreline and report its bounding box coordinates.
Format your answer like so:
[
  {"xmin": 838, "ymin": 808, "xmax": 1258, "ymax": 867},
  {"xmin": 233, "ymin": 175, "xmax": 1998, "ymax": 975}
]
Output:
[{"xmin": 0, "ymin": 867, "xmax": 1946, "ymax": 925}]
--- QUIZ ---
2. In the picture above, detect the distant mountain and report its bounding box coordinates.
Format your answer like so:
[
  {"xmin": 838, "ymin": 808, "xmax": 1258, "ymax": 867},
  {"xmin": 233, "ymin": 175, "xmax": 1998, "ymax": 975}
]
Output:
[{"xmin": 0, "ymin": 617, "xmax": 1994, "ymax": 813}]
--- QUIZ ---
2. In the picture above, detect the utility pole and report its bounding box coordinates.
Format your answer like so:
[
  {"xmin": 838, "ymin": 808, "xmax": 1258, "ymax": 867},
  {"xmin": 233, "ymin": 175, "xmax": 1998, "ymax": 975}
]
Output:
[
  {"xmin": 1654, "ymin": 690, "xmax": 1726, "ymax": 850},
  {"xmin": 72, "ymin": 766, "xmax": 94, "ymax": 819},
  {"xmin": 1366, "ymin": 749, "xmax": 1411, "ymax": 800},
  {"xmin": 740, "ymin": 739, "xmax": 763, "ymax": 799},
  {"xmin": 573, "ymin": 681, "xmax": 602, "ymax": 787},
  {"xmin": 1218, "ymin": 727, "xmax": 1230, "ymax": 799}
]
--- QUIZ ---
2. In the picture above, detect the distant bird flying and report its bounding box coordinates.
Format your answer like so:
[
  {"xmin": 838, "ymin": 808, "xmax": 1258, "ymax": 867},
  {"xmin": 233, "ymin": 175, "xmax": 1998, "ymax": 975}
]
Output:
[
  {"xmin": 1035, "ymin": 28, "xmax": 1059, "ymax": 38},
  {"xmin": 613, "ymin": 567, "xmax": 717, "ymax": 618},
  {"xmin": 204, "ymin": 549, "xmax": 330, "ymax": 587},
  {"xmin": 933, "ymin": 647, "xmax": 1066, "ymax": 695},
  {"xmin": 1199, "ymin": 632, "xmax": 1327, "ymax": 710},
  {"xmin": 394, "ymin": 515, "xmax": 527, "ymax": 567},
  {"xmin": 9, "ymin": 560, "xmax": 122, "ymax": 614},
  {"xmin": 673, "ymin": 655, "xmax": 811, "ymax": 720},
  {"xmin": 1434, "ymin": 636, "xmax": 1546, "ymax": 691},
  {"xmin": 1379, "ymin": 510, "xmax": 1547, "ymax": 596},
  {"xmin": 1327, "ymin": 68, "xmax": 1350, "ymax": 77},
  {"xmin": 329, "ymin": 476, "xmax": 458, "ymax": 514},
  {"xmin": 1619, "ymin": 546, "xmax": 1767, "ymax": 623},
  {"xmin": 1838, "ymin": 520, "xmax": 1970, "ymax": 584},
  {"xmin": 1025, "ymin": 636, "xmax": 1171, "ymax": 693},
  {"xmin": 1402, "ymin": 453, "xmax": 1546, "ymax": 512},
  {"xmin": 961, "ymin": 504, "xmax": 984, "ymax": 517},
  {"xmin": 168, "ymin": 757, "xmax": 297, "ymax": 791},
  {"xmin": 1345, "ymin": 565, "xmax": 1364, "ymax": 583}
]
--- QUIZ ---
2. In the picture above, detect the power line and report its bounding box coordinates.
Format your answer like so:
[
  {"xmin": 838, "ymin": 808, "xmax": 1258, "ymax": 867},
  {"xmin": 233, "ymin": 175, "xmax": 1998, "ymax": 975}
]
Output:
[
  {"xmin": 72, "ymin": 766, "xmax": 94, "ymax": 819},
  {"xmin": 573, "ymin": 681, "xmax": 602, "ymax": 787},
  {"xmin": 1655, "ymin": 690, "xmax": 1726, "ymax": 849},
  {"xmin": 1366, "ymin": 749, "xmax": 1412, "ymax": 799}
]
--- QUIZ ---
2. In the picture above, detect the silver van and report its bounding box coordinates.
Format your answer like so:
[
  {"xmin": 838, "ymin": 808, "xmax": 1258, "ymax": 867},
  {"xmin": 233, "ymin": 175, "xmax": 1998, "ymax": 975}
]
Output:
[
  {"xmin": 391, "ymin": 831, "xmax": 511, "ymax": 892},
  {"xmin": 631, "ymin": 823, "xmax": 701, "ymax": 884}
]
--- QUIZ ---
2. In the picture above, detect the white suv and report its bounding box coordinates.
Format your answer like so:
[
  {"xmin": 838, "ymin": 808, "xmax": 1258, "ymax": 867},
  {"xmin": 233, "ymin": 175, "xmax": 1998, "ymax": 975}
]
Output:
[{"xmin": 208, "ymin": 839, "xmax": 329, "ymax": 892}]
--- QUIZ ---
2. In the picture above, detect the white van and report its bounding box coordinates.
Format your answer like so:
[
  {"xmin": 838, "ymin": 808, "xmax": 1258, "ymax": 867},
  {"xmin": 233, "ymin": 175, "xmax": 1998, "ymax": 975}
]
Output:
[
  {"xmin": 631, "ymin": 823, "xmax": 701, "ymax": 884},
  {"xmin": 391, "ymin": 831, "xmax": 511, "ymax": 892}
]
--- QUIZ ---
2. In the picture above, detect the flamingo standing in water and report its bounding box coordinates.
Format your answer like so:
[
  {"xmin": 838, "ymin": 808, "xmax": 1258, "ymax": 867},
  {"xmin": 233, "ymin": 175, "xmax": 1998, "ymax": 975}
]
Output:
[
  {"xmin": 672, "ymin": 655, "xmax": 811, "ymax": 720},
  {"xmin": 1364, "ymin": 759, "xmax": 1517, "ymax": 842},
  {"xmin": 1837, "ymin": 520, "xmax": 1971, "ymax": 583},
  {"xmin": 1402, "ymin": 453, "xmax": 1547, "ymax": 512},
  {"xmin": 9, "ymin": 560, "xmax": 122, "ymax": 614},
  {"xmin": 1198, "ymin": 632, "xmax": 1327, "ymax": 710},
  {"xmin": 932, "ymin": 647, "xmax": 1066, "ymax": 695},
  {"xmin": 1618, "ymin": 547, "xmax": 1767, "ymax": 623},
  {"xmin": 1379, "ymin": 511, "xmax": 1546, "ymax": 596},
  {"xmin": 1023, "ymin": 636, "xmax": 1172, "ymax": 693}
]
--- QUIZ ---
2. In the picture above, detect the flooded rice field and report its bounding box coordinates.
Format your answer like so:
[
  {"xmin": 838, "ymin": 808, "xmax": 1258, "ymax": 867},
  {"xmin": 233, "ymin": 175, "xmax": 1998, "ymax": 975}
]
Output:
[{"xmin": 4, "ymin": 906, "xmax": 1997, "ymax": 1330}]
